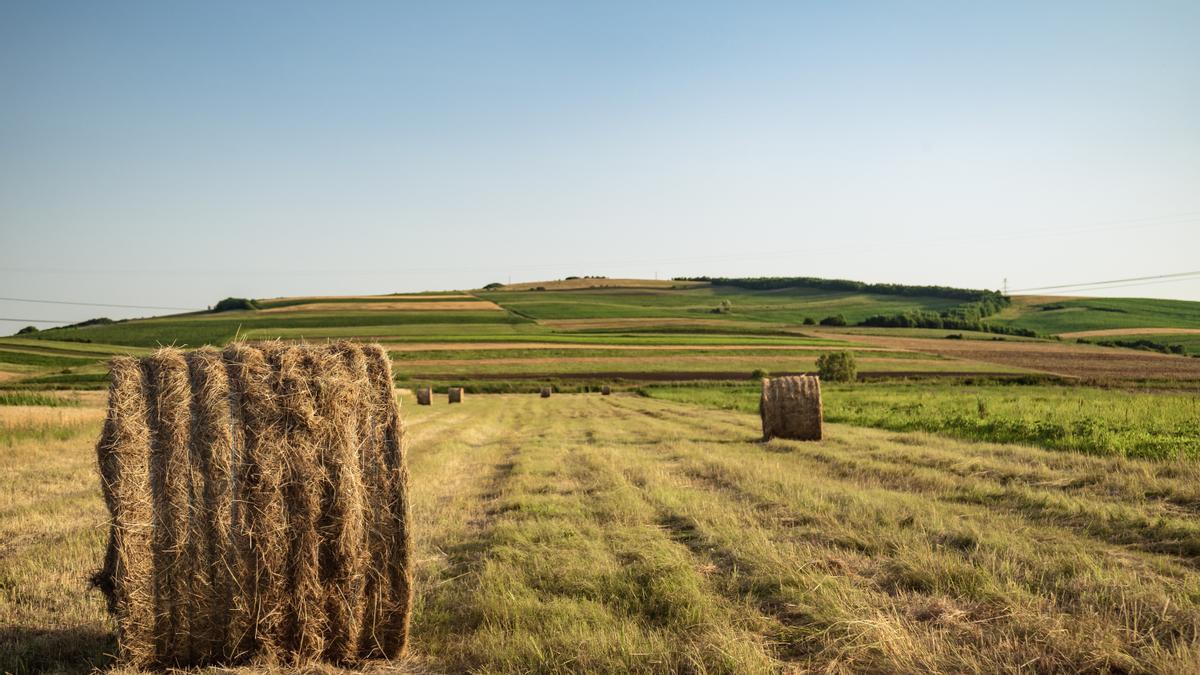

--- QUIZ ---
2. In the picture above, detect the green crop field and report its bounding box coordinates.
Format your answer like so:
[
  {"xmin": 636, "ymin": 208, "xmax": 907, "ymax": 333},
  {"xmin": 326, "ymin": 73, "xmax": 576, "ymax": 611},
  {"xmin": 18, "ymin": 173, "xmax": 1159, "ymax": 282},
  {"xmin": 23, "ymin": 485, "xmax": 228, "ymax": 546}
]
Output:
[
  {"xmin": 478, "ymin": 286, "xmax": 964, "ymax": 324},
  {"xmin": 643, "ymin": 381, "xmax": 1200, "ymax": 460},
  {"xmin": 994, "ymin": 297, "xmax": 1200, "ymax": 334}
]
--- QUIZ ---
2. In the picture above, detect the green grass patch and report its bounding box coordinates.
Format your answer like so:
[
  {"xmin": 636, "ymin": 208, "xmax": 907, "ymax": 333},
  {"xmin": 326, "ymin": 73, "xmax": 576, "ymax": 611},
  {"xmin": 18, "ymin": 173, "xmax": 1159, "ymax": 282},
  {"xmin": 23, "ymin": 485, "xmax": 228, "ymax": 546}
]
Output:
[
  {"xmin": 32, "ymin": 311, "xmax": 532, "ymax": 347},
  {"xmin": 0, "ymin": 349, "xmax": 100, "ymax": 369},
  {"xmin": 479, "ymin": 286, "xmax": 963, "ymax": 324},
  {"xmin": 641, "ymin": 381, "xmax": 1200, "ymax": 460},
  {"xmin": 0, "ymin": 391, "xmax": 81, "ymax": 407},
  {"xmin": 996, "ymin": 297, "xmax": 1200, "ymax": 334}
]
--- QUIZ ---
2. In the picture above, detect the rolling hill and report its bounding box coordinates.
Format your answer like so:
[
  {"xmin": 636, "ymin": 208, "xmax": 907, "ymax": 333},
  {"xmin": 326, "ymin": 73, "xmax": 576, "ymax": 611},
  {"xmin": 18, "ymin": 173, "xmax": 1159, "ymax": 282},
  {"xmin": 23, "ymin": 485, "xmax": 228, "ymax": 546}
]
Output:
[{"xmin": 4, "ymin": 277, "xmax": 1200, "ymax": 389}]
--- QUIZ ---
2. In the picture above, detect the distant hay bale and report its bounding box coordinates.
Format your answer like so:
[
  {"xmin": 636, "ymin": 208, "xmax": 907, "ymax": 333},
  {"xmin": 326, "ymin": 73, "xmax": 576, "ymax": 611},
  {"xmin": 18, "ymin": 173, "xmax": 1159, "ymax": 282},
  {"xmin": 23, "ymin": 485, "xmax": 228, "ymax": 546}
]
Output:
[
  {"xmin": 92, "ymin": 342, "xmax": 411, "ymax": 669},
  {"xmin": 600, "ymin": 385, "xmax": 611, "ymax": 395},
  {"xmin": 447, "ymin": 387, "xmax": 464, "ymax": 404},
  {"xmin": 415, "ymin": 387, "xmax": 431, "ymax": 405},
  {"xmin": 760, "ymin": 375, "xmax": 823, "ymax": 441},
  {"xmin": 540, "ymin": 387, "xmax": 552, "ymax": 398}
]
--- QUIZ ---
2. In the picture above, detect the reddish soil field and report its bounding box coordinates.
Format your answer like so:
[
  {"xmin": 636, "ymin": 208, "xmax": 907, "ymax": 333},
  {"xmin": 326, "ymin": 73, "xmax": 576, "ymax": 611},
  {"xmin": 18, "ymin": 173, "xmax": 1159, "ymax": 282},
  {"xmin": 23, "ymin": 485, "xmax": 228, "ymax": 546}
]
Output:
[
  {"xmin": 408, "ymin": 370, "xmax": 1028, "ymax": 382},
  {"xmin": 833, "ymin": 333, "xmax": 1200, "ymax": 380}
]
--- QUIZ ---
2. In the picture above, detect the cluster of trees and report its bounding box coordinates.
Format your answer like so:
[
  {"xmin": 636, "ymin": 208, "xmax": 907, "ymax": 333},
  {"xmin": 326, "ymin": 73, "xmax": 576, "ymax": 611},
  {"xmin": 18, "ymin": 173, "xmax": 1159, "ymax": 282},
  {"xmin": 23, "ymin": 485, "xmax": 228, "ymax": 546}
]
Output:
[
  {"xmin": 1081, "ymin": 338, "xmax": 1189, "ymax": 356},
  {"xmin": 858, "ymin": 310, "xmax": 1036, "ymax": 337},
  {"xmin": 817, "ymin": 351, "xmax": 857, "ymax": 382},
  {"xmin": 675, "ymin": 275, "xmax": 1016, "ymax": 334},
  {"xmin": 675, "ymin": 276, "xmax": 1006, "ymax": 304},
  {"xmin": 212, "ymin": 297, "xmax": 259, "ymax": 312}
]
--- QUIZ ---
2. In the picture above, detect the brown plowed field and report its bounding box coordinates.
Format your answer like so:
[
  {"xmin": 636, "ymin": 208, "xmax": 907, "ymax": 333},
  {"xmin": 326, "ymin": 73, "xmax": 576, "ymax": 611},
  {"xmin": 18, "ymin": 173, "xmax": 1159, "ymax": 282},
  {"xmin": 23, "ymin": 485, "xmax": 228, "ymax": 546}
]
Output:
[
  {"xmin": 1057, "ymin": 328, "xmax": 1200, "ymax": 338},
  {"xmin": 408, "ymin": 370, "xmax": 1030, "ymax": 381},
  {"xmin": 382, "ymin": 342, "xmax": 893, "ymax": 352},
  {"xmin": 832, "ymin": 333, "xmax": 1200, "ymax": 380},
  {"xmin": 260, "ymin": 300, "xmax": 503, "ymax": 313},
  {"xmin": 398, "ymin": 355, "xmax": 937, "ymax": 368}
]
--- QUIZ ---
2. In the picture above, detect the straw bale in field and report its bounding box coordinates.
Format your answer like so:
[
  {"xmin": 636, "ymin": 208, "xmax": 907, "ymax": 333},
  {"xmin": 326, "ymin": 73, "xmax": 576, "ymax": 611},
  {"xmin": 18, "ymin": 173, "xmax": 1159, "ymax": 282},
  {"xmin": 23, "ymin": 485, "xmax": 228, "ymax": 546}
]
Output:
[
  {"xmin": 447, "ymin": 387, "xmax": 463, "ymax": 403},
  {"xmin": 759, "ymin": 375, "xmax": 822, "ymax": 441},
  {"xmin": 92, "ymin": 342, "xmax": 411, "ymax": 669},
  {"xmin": 540, "ymin": 387, "xmax": 552, "ymax": 398},
  {"xmin": 415, "ymin": 387, "xmax": 431, "ymax": 405}
]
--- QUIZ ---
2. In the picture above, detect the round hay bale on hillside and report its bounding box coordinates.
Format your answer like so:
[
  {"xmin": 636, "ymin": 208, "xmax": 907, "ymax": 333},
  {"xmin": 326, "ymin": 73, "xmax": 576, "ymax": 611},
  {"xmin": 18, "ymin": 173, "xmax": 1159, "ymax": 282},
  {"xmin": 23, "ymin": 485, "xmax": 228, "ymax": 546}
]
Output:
[
  {"xmin": 600, "ymin": 385, "xmax": 611, "ymax": 395},
  {"xmin": 540, "ymin": 387, "xmax": 552, "ymax": 398},
  {"xmin": 447, "ymin": 387, "xmax": 464, "ymax": 404},
  {"xmin": 415, "ymin": 387, "xmax": 431, "ymax": 406},
  {"xmin": 760, "ymin": 375, "xmax": 822, "ymax": 441}
]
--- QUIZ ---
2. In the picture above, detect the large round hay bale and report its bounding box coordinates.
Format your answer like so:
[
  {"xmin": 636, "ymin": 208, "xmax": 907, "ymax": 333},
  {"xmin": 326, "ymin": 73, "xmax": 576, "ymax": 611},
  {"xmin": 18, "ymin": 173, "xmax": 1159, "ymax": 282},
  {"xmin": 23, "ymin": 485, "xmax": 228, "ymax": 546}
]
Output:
[
  {"xmin": 415, "ymin": 387, "xmax": 431, "ymax": 405},
  {"xmin": 760, "ymin": 375, "xmax": 822, "ymax": 441},
  {"xmin": 447, "ymin": 387, "xmax": 464, "ymax": 404},
  {"xmin": 540, "ymin": 386, "xmax": 552, "ymax": 398},
  {"xmin": 93, "ymin": 342, "xmax": 412, "ymax": 668},
  {"xmin": 600, "ymin": 385, "xmax": 611, "ymax": 395}
]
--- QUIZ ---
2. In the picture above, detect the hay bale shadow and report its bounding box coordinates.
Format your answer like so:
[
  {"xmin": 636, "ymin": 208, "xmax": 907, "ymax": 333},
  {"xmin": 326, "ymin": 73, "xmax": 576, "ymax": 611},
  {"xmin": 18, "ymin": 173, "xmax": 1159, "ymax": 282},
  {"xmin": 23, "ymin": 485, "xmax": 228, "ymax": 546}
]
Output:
[{"xmin": 0, "ymin": 626, "xmax": 115, "ymax": 675}]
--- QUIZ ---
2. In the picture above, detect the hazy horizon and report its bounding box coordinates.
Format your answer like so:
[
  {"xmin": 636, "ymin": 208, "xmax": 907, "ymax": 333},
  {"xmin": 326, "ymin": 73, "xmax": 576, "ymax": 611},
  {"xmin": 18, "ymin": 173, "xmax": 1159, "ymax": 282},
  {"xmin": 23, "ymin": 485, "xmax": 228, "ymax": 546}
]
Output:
[{"xmin": 3, "ymin": 1, "xmax": 1199, "ymax": 329}]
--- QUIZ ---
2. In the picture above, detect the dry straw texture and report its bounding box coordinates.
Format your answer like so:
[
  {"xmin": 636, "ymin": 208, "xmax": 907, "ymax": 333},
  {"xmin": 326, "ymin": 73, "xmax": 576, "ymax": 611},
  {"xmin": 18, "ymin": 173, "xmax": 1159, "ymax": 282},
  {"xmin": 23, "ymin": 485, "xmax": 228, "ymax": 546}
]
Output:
[
  {"xmin": 760, "ymin": 375, "xmax": 823, "ymax": 441},
  {"xmin": 447, "ymin": 387, "xmax": 464, "ymax": 404},
  {"xmin": 415, "ymin": 387, "xmax": 432, "ymax": 406},
  {"xmin": 92, "ymin": 342, "xmax": 412, "ymax": 669},
  {"xmin": 540, "ymin": 387, "xmax": 552, "ymax": 398}
]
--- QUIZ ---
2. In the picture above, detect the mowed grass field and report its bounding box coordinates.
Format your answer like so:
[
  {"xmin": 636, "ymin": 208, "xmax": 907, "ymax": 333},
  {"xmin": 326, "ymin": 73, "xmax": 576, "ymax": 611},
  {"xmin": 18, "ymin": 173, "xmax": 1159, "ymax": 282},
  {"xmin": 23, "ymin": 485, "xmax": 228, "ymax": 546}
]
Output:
[{"xmin": 5, "ymin": 393, "xmax": 1200, "ymax": 673}]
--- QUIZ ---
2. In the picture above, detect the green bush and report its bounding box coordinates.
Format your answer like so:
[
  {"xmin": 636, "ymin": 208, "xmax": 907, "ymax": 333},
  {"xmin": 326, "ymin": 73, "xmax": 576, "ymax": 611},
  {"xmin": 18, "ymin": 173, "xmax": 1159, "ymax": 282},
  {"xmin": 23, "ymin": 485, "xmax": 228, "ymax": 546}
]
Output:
[
  {"xmin": 16, "ymin": 325, "xmax": 38, "ymax": 335},
  {"xmin": 819, "ymin": 314, "xmax": 847, "ymax": 327},
  {"xmin": 750, "ymin": 368, "xmax": 770, "ymax": 379},
  {"xmin": 802, "ymin": 317, "xmax": 816, "ymax": 325},
  {"xmin": 212, "ymin": 297, "xmax": 259, "ymax": 312},
  {"xmin": 816, "ymin": 351, "xmax": 857, "ymax": 382}
]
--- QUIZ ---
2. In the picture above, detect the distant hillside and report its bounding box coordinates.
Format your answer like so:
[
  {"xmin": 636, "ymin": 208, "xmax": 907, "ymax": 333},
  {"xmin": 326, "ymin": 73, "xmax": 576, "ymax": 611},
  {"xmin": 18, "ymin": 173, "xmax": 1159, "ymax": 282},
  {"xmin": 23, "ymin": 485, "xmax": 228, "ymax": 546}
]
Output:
[{"xmin": 10, "ymin": 276, "xmax": 1200, "ymax": 354}]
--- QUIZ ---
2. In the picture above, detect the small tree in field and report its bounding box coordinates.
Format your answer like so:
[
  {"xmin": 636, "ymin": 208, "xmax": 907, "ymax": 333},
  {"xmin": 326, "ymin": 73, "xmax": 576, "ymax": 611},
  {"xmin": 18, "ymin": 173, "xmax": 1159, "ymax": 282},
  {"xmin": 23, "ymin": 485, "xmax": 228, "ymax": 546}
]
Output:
[{"xmin": 816, "ymin": 351, "xmax": 857, "ymax": 382}]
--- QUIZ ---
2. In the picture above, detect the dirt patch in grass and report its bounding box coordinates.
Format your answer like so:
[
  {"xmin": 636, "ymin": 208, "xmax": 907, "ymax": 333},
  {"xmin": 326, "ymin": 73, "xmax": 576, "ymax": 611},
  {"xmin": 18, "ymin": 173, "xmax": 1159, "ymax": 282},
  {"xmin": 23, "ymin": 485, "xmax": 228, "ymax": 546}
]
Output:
[
  {"xmin": 260, "ymin": 301, "xmax": 503, "ymax": 313},
  {"xmin": 832, "ymin": 333, "xmax": 1200, "ymax": 380}
]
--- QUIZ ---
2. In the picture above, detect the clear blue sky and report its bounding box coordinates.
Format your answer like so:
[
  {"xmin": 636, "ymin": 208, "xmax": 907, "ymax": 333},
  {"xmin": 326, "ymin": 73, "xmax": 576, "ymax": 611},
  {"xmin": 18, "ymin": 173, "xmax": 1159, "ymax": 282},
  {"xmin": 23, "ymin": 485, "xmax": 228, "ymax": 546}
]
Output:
[{"xmin": 2, "ymin": 1, "xmax": 1199, "ymax": 328}]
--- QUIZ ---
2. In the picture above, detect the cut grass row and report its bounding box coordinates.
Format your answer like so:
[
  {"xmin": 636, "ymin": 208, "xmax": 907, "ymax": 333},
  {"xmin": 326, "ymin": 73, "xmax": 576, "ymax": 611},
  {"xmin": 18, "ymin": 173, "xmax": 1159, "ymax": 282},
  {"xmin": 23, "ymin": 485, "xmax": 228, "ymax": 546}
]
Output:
[{"xmin": 642, "ymin": 382, "xmax": 1200, "ymax": 460}]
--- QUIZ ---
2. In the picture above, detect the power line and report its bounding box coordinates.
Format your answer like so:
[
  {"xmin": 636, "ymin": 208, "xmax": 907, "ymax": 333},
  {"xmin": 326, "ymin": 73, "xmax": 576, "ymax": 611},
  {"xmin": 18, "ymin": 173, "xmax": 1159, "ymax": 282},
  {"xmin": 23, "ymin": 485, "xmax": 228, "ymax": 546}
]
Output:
[
  {"xmin": 0, "ymin": 296, "xmax": 200, "ymax": 311},
  {"xmin": 0, "ymin": 317, "xmax": 73, "ymax": 324},
  {"xmin": 1010, "ymin": 270, "xmax": 1200, "ymax": 293}
]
